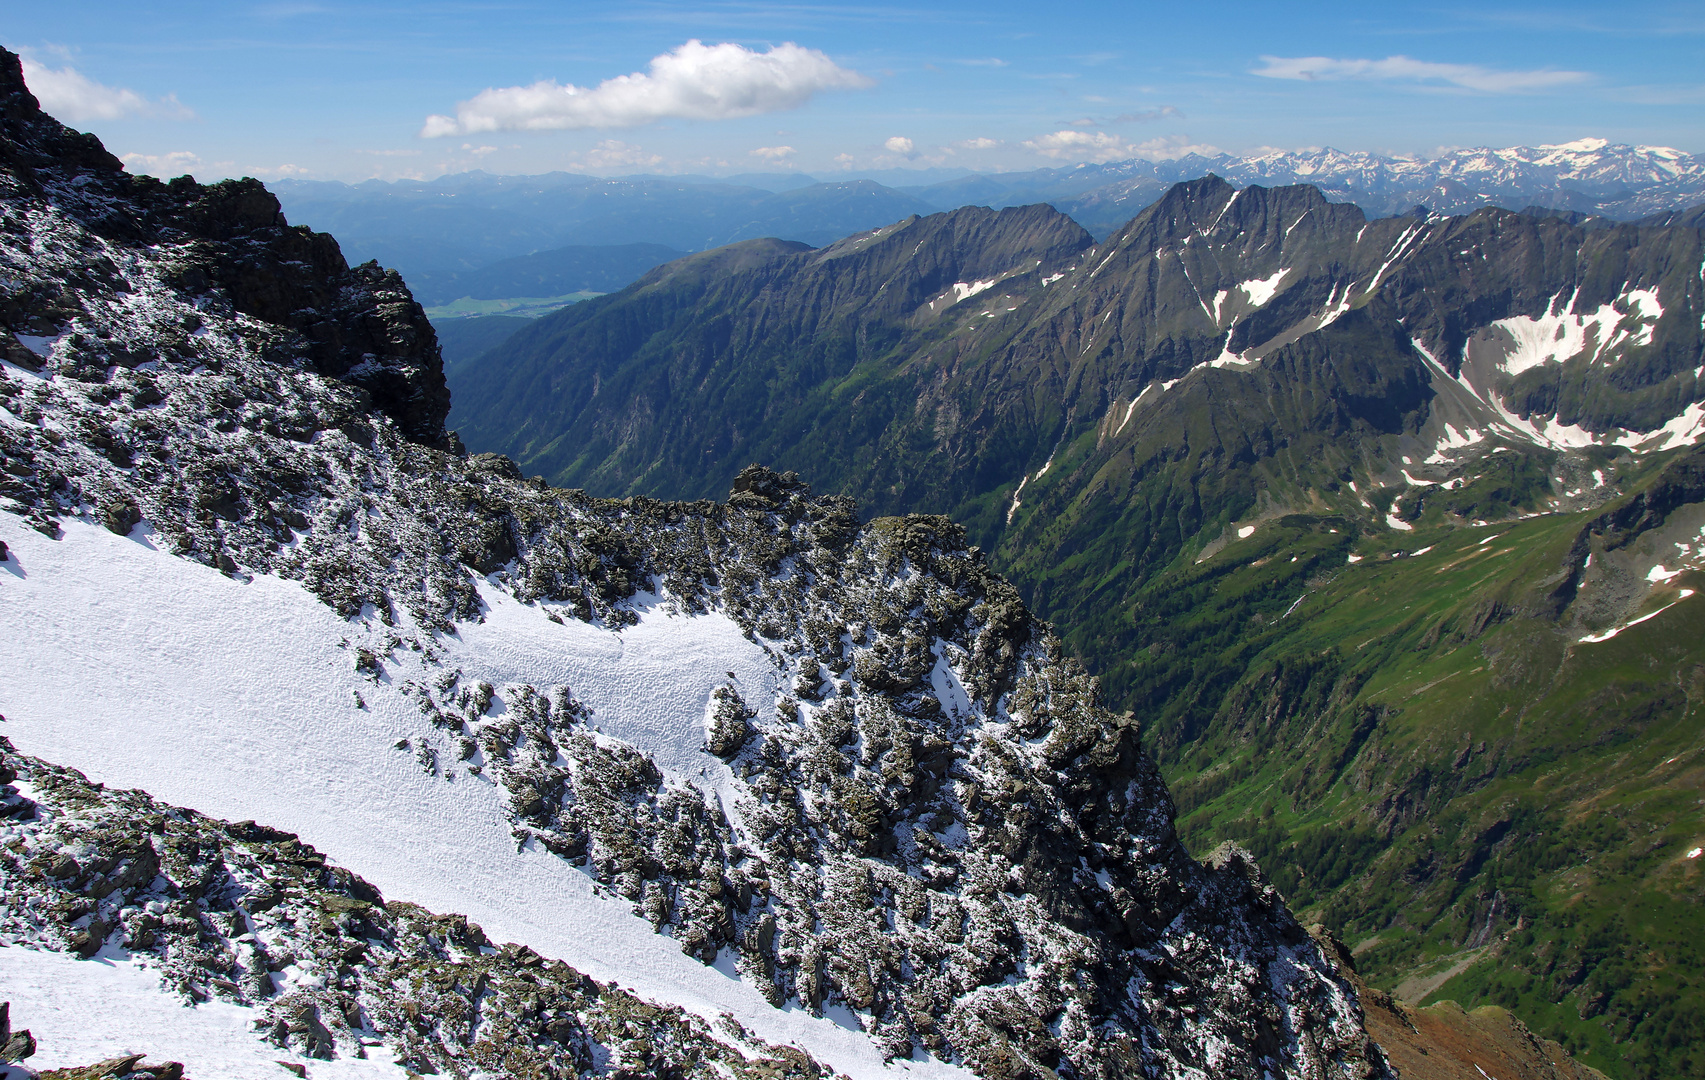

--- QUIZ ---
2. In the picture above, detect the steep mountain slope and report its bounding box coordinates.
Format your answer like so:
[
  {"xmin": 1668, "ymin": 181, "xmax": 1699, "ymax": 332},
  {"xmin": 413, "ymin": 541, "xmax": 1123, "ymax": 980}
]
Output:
[
  {"xmin": 455, "ymin": 175, "xmax": 1705, "ymax": 545},
  {"xmin": 433, "ymin": 313, "xmax": 532, "ymax": 376},
  {"xmin": 0, "ymin": 49, "xmax": 1390, "ymax": 1080},
  {"xmin": 0, "ymin": 742, "xmax": 839, "ymax": 1080},
  {"xmin": 448, "ymin": 179, "xmax": 1705, "ymax": 1078}
]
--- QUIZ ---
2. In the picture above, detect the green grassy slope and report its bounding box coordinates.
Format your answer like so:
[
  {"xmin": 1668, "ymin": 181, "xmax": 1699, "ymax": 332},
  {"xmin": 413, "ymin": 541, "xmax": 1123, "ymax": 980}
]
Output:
[{"xmin": 1136, "ymin": 448, "xmax": 1705, "ymax": 1080}]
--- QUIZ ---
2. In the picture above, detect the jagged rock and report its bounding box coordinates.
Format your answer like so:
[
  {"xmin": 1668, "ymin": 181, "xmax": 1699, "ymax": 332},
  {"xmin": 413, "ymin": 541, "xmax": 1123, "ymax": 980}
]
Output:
[{"xmin": 0, "ymin": 743, "xmax": 833, "ymax": 1080}]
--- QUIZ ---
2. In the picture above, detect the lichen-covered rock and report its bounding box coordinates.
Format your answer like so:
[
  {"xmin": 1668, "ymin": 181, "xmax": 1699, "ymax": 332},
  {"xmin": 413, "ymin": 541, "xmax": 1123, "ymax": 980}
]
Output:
[{"xmin": 0, "ymin": 742, "xmax": 828, "ymax": 1080}]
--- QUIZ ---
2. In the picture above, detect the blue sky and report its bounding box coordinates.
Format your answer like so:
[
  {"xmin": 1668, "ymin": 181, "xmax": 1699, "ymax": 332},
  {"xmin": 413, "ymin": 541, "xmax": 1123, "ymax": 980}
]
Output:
[{"xmin": 4, "ymin": 1, "xmax": 1702, "ymax": 182}]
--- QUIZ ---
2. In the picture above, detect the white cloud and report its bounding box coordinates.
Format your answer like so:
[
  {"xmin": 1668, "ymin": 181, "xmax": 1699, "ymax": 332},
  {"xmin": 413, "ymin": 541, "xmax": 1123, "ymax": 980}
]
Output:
[
  {"xmin": 749, "ymin": 145, "xmax": 795, "ymax": 160},
  {"xmin": 248, "ymin": 163, "xmax": 310, "ymax": 178},
  {"xmin": 581, "ymin": 139, "xmax": 664, "ymax": 170},
  {"xmin": 21, "ymin": 56, "xmax": 194, "ymax": 123},
  {"xmin": 955, "ymin": 137, "xmax": 1000, "ymax": 150},
  {"xmin": 421, "ymin": 40, "xmax": 871, "ymax": 137},
  {"xmin": 884, "ymin": 135, "xmax": 916, "ymax": 156},
  {"xmin": 1023, "ymin": 130, "xmax": 1129, "ymax": 162},
  {"xmin": 461, "ymin": 143, "xmax": 498, "ymax": 157},
  {"xmin": 120, "ymin": 150, "xmax": 203, "ymax": 177},
  {"xmin": 1023, "ymin": 130, "xmax": 1217, "ymax": 163},
  {"xmin": 1128, "ymin": 135, "xmax": 1219, "ymax": 160},
  {"xmin": 832, "ymin": 152, "xmax": 856, "ymax": 169},
  {"xmin": 1251, "ymin": 54, "xmax": 1590, "ymax": 94}
]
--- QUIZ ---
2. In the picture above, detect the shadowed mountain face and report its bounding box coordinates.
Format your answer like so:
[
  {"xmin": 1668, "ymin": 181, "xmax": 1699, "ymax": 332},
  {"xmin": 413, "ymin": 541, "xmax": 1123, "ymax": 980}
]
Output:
[{"xmin": 449, "ymin": 177, "xmax": 1705, "ymax": 1080}]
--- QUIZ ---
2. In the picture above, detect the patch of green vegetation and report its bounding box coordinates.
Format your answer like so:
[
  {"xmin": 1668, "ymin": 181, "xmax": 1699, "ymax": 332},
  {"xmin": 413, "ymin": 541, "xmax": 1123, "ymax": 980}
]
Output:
[{"xmin": 1115, "ymin": 464, "xmax": 1705, "ymax": 1080}]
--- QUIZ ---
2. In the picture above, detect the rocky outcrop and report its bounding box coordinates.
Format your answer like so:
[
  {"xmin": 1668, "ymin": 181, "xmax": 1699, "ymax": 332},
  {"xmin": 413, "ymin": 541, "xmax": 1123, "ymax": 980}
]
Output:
[
  {"xmin": 0, "ymin": 741, "xmax": 828, "ymax": 1080},
  {"xmin": 0, "ymin": 48, "xmax": 448, "ymax": 447}
]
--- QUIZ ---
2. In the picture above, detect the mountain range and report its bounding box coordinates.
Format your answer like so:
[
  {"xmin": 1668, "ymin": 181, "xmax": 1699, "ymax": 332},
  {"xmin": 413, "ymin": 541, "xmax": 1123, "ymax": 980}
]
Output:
[
  {"xmin": 0, "ymin": 43, "xmax": 1698, "ymax": 1080},
  {"xmin": 0, "ymin": 46, "xmax": 1443, "ymax": 1080},
  {"xmin": 273, "ymin": 139, "xmax": 1705, "ymax": 300},
  {"xmin": 445, "ymin": 175, "xmax": 1705, "ymax": 1078}
]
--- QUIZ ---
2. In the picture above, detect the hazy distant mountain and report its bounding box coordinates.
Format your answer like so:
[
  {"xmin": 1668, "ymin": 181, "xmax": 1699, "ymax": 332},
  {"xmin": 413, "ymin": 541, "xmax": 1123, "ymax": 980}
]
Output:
[
  {"xmin": 967, "ymin": 139, "xmax": 1705, "ymax": 236},
  {"xmin": 276, "ymin": 140, "xmax": 1705, "ymax": 302},
  {"xmin": 408, "ymin": 242, "xmax": 688, "ymax": 306},
  {"xmin": 272, "ymin": 172, "xmax": 934, "ymax": 282}
]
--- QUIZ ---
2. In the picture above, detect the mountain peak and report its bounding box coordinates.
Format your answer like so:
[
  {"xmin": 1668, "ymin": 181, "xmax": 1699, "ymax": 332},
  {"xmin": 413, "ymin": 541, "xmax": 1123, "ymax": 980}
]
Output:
[
  {"xmin": 1539, "ymin": 136, "xmax": 1611, "ymax": 152},
  {"xmin": 0, "ymin": 46, "xmax": 450, "ymax": 446}
]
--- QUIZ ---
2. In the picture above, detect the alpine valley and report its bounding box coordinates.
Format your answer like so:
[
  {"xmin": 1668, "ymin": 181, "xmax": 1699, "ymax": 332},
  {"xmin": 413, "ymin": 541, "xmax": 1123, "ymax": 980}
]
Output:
[
  {"xmin": 0, "ymin": 45, "xmax": 1695, "ymax": 1080},
  {"xmin": 446, "ymin": 123, "xmax": 1705, "ymax": 1080}
]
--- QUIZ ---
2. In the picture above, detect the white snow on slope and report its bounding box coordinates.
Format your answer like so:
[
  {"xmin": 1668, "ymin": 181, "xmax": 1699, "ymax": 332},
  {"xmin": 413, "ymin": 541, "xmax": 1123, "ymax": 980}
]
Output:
[
  {"xmin": 1411, "ymin": 336, "xmax": 1695, "ymax": 454},
  {"xmin": 0, "ymin": 947, "xmax": 402, "ymax": 1079},
  {"xmin": 948, "ymin": 280, "xmax": 995, "ymax": 304},
  {"xmin": 1485, "ymin": 287, "xmax": 1662, "ymax": 376},
  {"xmin": 1616, "ymin": 400, "xmax": 1705, "ymax": 452},
  {"xmin": 1238, "ymin": 268, "xmax": 1290, "ymax": 307},
  {"xmin": 1577, "ymin": 591, "xmax": 1695, "ymax": 644},
  {"xmin": 0, "ymin": 513, "xmax": 967, "ymax": 1080},
  {"xmin": 1425, "ymin": 423, "xmax": 1486, "ymax": 463}
]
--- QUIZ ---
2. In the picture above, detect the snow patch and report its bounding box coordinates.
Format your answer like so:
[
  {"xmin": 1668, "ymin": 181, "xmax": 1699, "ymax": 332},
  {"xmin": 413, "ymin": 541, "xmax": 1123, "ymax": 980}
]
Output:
[
  {"xmin": 1482, "ymin": 286, "xmax": 1662, "ymax": 376},
  {"xmin": 1005, "ymin": 475, "xmax": 1028, "ymax": 525},
  {"xmin": 1385, "ymin": 514, "xmax": 1414, "ymax": 532},
  {"xmin": 1236, "ymin": 525, "xmax": 1256, "ymax": 539},
  {"xmin": 0, "ymin": 514, "xmax": 966, "ymax": 1080},
  {"xmin": 1238, "ymin": 268, "xmax": 1290, "ymax": 308},
  {"xmin": 1577, "ymin": 592, "xmax": 1694, "ymax": 644},
  {"xmin": 0, "ymin": 946, "xmax": 402, "ymax": 1079},
  {"xmin": 947, "ymin": 279, "xmax": 995, "ymax": 305},
  {"xmin": 1112, "ymin": 383, "xmax": 1158, "ymax": 437},
  {"xmin": 1615, "ymin": 400, "xmax": 1705, "ymax": 452},
  {"xmin": 1425, "ymin": 423, "xmax": 1486, "ymax": 463}
]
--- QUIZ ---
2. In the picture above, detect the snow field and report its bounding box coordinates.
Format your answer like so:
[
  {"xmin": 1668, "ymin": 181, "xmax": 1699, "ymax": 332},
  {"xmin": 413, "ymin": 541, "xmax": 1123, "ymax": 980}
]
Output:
[
  {"xmin": 0, "ymin": 513, "xmax": 967, "ymax": 1080},
  {"xmin": 0, "ymin": 947, "xmax": 402, "ymax": 1079}
]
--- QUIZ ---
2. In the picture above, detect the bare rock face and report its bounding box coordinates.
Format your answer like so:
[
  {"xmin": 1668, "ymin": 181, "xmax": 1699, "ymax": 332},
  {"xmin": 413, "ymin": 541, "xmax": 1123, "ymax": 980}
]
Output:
[{"xmin": 0, "ymin": 49, "xmax": 449, "ymax": 448}]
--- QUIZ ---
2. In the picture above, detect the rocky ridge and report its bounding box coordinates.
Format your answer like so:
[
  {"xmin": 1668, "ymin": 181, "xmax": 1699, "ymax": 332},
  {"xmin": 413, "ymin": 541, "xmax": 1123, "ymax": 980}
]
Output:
[
  {"xmin": 0, "ymin": 740, "xmax": 831, "ymax": 1080},
  {"xmin": 0, "ymin": 47, "xmax": 1386, "ymax": 1080}
]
